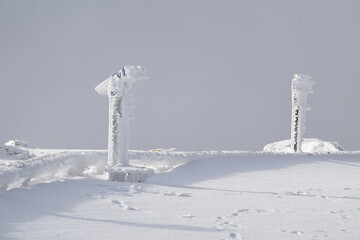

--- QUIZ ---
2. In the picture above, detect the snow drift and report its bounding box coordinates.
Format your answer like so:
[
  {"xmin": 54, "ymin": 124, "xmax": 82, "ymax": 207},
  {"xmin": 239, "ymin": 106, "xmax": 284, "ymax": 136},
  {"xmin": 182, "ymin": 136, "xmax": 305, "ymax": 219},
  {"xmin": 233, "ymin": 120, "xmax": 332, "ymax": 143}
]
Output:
[
  {"xmin": 0, "ymin": 140, "xmax": 247, "ymax": 191},
  {"xmin": 263, "ymin": 138, "xmax": 343, "ymax": 153}
]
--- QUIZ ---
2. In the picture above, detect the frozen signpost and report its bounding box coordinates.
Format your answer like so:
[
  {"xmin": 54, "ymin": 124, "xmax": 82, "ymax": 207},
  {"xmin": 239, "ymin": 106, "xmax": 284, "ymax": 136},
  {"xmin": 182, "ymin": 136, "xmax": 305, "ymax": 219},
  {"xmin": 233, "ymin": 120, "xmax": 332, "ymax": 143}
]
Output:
[
  {"xmin": 96, "ymin": 66, "xmax": 154, "ymax": 182},
  {"xmin": 290, "ymin": 74, "xmax": 314, "ymax": 152}
]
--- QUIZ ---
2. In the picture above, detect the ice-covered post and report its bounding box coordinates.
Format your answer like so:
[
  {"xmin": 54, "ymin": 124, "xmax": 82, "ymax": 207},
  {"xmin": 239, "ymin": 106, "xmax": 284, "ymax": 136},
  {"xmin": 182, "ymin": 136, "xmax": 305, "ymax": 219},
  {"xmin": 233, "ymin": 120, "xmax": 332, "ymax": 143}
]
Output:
[
  {"xmin": 95, "ymin": 66, "xmax": 154, "ymax": 182},
  {"xmin": 290, "ymin": 74, "xmax": 314, "ymax": 152}
]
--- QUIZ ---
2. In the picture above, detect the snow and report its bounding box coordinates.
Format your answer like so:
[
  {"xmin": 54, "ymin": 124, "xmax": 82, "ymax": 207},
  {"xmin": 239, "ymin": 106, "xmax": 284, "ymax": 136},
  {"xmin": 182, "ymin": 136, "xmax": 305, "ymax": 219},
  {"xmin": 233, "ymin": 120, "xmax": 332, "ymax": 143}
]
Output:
[
  {"xmin": 264, "ymin": 138, "xmax": 343, "ymax": 153},
  {"xmin": 5, "ymin": 140, "xmax": 30, "ymax": 148},
  {"xmin": 1, "ymin": 144, "xmax": 360, "ymax": 239}
]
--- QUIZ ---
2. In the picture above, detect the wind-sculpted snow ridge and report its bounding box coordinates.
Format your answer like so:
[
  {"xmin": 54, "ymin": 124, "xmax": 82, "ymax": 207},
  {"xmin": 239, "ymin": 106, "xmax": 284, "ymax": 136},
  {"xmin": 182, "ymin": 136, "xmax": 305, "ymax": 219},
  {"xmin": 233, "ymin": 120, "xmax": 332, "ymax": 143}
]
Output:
[
  {"xmin": 2, "ymin": 147, "xmax": 359, "ymax": 192},
  {"xmin": 129, "ymin": 149, "xmax": 253, "ymax": 172},
  {"xmin": 0, "ymin": 151, "xmax": 107, "ymax": 192},
  {"xmin": 0, "ymin": 148, "xmax": 251, "ymax": 192}
]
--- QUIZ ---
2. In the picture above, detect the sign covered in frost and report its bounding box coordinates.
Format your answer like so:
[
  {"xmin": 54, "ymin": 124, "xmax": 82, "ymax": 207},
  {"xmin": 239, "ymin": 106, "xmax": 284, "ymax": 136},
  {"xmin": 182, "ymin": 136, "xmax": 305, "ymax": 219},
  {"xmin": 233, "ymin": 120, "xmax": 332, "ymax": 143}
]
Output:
[
  {"xmin": 96, "ymin": 66, "xmax": 153, "ymax": 182},
  {"xmin": 291, "ymin": 74, "xmax": 314, "ymax": 152}
]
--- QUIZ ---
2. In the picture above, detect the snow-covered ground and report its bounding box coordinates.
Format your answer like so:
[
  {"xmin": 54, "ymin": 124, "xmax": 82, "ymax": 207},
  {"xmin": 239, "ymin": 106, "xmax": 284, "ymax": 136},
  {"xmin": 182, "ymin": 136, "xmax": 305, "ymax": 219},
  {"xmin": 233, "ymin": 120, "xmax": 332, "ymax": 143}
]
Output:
[{"xmin": 1, "ymin": 143, "xmax": 360, "ymax": 240}]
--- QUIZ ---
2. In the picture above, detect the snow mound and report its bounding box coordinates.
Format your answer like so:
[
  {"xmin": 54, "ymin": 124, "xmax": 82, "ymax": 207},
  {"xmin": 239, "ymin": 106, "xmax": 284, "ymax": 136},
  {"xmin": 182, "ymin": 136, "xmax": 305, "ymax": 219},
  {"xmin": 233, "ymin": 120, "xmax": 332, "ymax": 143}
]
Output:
[
  {"xmin": 1, "ymin": 140, "xmax": 34, "ymax": 160},
  {"xmin": 5, "ymin": 140, "xmax": 30, "ymax": 147},
  {"xmin": 263, "ymin": 138, "xmax": 343, "ymax": 153}
]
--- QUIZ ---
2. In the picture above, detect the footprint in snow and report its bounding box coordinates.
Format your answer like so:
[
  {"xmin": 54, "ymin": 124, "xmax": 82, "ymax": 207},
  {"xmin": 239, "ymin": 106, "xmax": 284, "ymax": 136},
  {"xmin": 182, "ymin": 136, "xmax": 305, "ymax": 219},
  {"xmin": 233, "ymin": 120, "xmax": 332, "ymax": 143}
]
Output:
[
  {"xmin": 215, "ymin": 215, "xmax": 242, "ymax": 237},
  {"xmin": 232, "ymin": 208, "xmax": 276, "ymax": 216},
  {"xmin": 215, "ymin": 214, "xmax": 243, "ymax": 240},
  {"xmin": 216, "ymin": 226, "xmax": 226, "ymax": 232},
  {"xmin": 85, "ymin": 193, "xmax": 104, "ymax": 199},
  {"xmin": 177, "ymin": 193, "xmax": 192, "ymax": 197},
  {"xmin": 280, "ymin": 230, "xmax": 304, "ymax": 235},
  {"xmin": 312, "ymin": 231, "xmax": 331, "ymax": 238},
  {"xmin": 285, "ymin": 191, "xmax": 310, "ymax": 196},
  {"xmin": 290, "ymin": 230, "xmax": 304, "ymax": 235},
  {"xmin": 216, "ymin": 220, "xmax": 241, "ymax": 228},
  {"xmin": 159, "ymin": 191, "xmax": 192, "ymax": 197},
  {"xmin": 255, "ymin": 209, "xmax": 267, "ymax": 213},
  {"xmin": 111, "ymin": 199, "xmax": 121, "ymax": 205},
  {"xmin": 307, "ymin": 188, "xmax": 323, "ymax": 192},
  {"xmin": 111, "ymin": 199, "xmax": 140, "ymax": 211},
  {"xmin": 236, "ymin": 209, "xmax": 250, "ymax": 213},
  {"xmin": 229, "ymin": 232, "xmax": 242, "ymax": 239}
]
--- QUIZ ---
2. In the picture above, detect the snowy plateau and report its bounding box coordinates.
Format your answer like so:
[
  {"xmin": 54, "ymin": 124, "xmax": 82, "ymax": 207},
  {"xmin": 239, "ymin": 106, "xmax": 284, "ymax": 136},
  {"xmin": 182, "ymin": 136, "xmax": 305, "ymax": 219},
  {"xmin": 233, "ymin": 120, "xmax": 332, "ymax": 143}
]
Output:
[{"xmin": 0, "ymin": 139, "xmax": 360, "ymax": 240}]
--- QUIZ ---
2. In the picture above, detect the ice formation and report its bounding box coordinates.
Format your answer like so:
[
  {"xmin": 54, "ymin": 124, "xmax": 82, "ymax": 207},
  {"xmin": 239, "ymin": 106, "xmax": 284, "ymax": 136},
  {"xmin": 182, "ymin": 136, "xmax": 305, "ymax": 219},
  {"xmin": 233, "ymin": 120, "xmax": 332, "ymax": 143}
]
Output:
[{"xmin": 291, "ymin": 74, "xmax": 314, "ymax": 152}]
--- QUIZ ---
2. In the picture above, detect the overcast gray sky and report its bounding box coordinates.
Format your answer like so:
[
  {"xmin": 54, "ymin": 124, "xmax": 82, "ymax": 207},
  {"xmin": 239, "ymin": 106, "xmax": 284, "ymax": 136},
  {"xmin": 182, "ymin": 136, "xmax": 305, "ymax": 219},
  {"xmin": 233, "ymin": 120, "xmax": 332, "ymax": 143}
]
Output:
[{"xmin": 1, "ymin": 0, "xmax": 360, "ymax": 151}]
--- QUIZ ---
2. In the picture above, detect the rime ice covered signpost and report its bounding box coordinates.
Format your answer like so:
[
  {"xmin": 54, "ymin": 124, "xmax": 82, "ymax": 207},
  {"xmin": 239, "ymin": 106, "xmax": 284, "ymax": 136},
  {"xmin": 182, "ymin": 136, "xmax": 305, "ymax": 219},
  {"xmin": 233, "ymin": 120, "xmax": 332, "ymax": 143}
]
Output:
[
  {"xmin": 290, "ymin": 74, "xmax": 314, "ymax": 152},
  {"xmin": 96, "ymin": 66, "xmax": 154, "ymax": 182}
]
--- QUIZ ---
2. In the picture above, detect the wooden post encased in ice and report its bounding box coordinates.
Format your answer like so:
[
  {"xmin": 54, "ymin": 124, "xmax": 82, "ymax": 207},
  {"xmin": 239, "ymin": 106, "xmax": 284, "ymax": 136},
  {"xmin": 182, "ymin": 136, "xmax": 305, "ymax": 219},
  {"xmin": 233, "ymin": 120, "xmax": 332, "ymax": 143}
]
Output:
[
  {"xmin": 95, "ymin": 66, "xmax": 148, "ymax": 168},
  {"xmin": 290, "ymin": 74, "xmax": 314, "ymax": 152}
]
